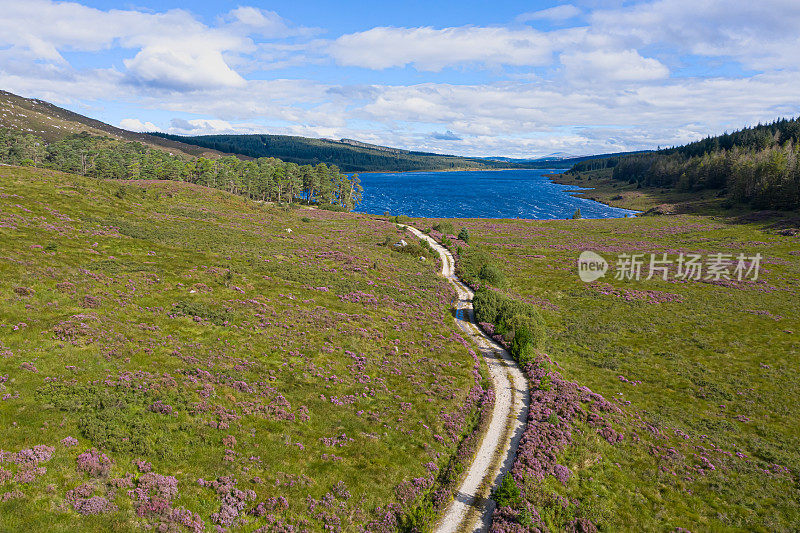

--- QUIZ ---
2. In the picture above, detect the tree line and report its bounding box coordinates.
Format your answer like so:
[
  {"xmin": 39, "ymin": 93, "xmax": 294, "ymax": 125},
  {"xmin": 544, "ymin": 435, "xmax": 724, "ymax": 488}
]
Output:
[
  {"xmin": 149, "ymin": 132, "xmax": 525, "ymax": 173},
  {"xmin": 568, "ymin": 117, "xmax": 800, "ymax": 210},
  {"xmin": 0, "ymin": 129, "xmax": 364, "ymax": 210}
]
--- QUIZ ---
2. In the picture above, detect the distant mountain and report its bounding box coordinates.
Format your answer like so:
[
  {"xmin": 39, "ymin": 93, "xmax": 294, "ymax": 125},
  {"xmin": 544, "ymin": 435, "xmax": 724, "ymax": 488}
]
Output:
[
  {"xmin": 481, "ymin": 150, "xmax": 653, "ymax": 167},
  {"xmin": 148, "ymin": 133, "xmax": 544, "ymax": 173},
  {"xmin": 0, "ymin": 90, "xmax": 225, "ymax": 159}
]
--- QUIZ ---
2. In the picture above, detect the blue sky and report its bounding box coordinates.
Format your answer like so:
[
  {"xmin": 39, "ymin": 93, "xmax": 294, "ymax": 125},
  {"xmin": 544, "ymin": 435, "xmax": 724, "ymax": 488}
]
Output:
[{"xmin": 1, "ymin": 0, "xmax": 799, "ymax": 157}]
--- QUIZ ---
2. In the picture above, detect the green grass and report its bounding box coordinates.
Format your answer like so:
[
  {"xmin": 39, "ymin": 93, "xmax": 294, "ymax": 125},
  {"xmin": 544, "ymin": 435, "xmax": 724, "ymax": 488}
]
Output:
[
  {"xmin": 0, "ymin": 167, "xmax": 486, "ymax": 531},
  {"xmin": 428, "ymin": 212, "xmax": 800, "ymax": 531}
]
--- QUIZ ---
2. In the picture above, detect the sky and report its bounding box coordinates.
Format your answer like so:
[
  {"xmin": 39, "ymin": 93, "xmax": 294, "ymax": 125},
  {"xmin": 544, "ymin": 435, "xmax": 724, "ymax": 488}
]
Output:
[{"xmin": 1, "ymin": 0, "xmax": 799, "ymax": 158}]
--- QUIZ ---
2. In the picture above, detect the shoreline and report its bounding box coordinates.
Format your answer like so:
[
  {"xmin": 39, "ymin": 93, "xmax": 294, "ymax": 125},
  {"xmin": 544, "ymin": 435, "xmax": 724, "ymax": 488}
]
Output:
[
  {"xmin": 354, "ymin": 166, "xmax": 565, "ymax": 175},
  {"xmin": 546, "ymin": 171, "xmax": 638, "ymax": 213}
]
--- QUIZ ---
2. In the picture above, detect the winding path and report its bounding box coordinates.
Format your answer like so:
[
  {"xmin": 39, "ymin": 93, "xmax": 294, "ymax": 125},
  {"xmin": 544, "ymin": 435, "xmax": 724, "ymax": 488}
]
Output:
[{"xmin": 403, "ymin": 226, "xmax": 530, "ymax": 533}]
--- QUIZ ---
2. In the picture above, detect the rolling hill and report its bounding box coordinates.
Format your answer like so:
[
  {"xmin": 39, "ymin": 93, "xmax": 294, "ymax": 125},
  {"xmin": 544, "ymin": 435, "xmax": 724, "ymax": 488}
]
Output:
[
  {"xmin": 0, "ymin": 90, "xmax": 225, "ymax": 159},
  {"xmin": 148, "ymin": 132, "xmax": 536, "ymax": 172}
]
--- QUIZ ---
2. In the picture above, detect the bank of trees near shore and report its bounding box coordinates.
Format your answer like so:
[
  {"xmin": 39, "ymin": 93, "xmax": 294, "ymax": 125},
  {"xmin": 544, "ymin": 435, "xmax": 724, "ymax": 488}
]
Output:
[
  {"xmin": 0, "ymin": 129, "xmax": 363, "ymax": 210},
  {"xmin": 568, "ymin": 117, "xmax": 800, "ymax": 210}
]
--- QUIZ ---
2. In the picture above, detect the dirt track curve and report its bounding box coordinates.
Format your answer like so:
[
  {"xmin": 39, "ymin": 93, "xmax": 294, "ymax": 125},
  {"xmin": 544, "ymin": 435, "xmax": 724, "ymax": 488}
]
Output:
[{"xmin": 403, "ymin": 225, "xmax": 529, "ymax": 533}]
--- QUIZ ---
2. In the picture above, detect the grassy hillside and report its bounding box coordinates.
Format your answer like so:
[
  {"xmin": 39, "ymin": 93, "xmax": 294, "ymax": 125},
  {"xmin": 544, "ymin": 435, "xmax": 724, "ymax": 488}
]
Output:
[
  {"xmin": 149, "ymin": 133, "xmax": 533, "ymax": 173},
  {"xmin": 422, "ymin": 213, "xmax": 800, "ymax": 531},
  {"xmin": 0, "ymin": 166, "xmax": 491, "ymax": 532},
  {"xmin": 0, "ymin": 90, "xmax": 224, "ymax": 159}
]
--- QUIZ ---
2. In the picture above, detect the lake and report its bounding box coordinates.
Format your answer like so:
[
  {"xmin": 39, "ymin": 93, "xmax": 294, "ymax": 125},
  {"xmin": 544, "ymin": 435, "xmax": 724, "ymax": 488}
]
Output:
[{"xmin": 352, "ymin": 168, "xmax": 638, "ymax": 219}]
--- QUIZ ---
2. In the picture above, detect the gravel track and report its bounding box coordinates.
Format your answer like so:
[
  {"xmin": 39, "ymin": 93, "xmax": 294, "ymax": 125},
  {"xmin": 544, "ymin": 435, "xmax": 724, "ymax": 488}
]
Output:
[{"xmin": 404, "ymin": 226, "xmax": 530, "ymax": 533}]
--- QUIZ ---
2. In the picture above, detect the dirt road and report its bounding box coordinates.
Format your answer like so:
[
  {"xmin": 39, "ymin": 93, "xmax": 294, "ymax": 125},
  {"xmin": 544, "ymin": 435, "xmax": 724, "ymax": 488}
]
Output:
[{"xmin": 403, "ymin": 226, "xmax": 529, "ymax": 533}]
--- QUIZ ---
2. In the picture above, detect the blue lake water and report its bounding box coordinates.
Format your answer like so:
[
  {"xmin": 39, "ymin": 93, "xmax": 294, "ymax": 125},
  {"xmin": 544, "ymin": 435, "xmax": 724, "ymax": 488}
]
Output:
[{"xmin": 353, "ymin": 168, "xmax": 638, "ymax": 219}]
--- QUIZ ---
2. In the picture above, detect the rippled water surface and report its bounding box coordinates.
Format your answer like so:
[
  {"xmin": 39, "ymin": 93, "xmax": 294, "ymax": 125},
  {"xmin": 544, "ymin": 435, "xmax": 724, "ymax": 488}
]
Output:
[{"xmin": 353, "ymin": 169, "xmax": 638, "ymax": 219}]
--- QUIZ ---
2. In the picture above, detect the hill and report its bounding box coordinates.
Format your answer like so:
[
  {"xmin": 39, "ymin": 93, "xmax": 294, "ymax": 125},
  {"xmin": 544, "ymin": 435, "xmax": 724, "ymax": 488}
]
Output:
[
  {"xmin": 148, "ymin": 132, "xmax": 536, "ymax": 173},
  {"xmin": 0, "ymin": 123, "xmax": 364, "ymax": 211},
  {"xmin": 566, "ymin": 117, "xmax": 800, "ymax": 211},
  {"xmin": 0, "ymin": 165, "xmax": 491, "ymax": 531},
  {"xmin": 0, "ymin": 90, "xmax": 225, "ymax": 159}
]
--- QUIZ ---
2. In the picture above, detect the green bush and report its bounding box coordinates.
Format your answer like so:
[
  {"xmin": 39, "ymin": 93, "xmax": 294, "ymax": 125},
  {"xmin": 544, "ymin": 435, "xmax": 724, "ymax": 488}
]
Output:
[
  {"xmin": 433, "ymin": 221, "xmax": 454, "ymax": 235},
  {"xmin": 473, "ymin": 288, "xmax": 545, "ymax": 364},
  {"xmin": 172, "ymin": 300, "xmax": 229, "ymax": 325},
  {"xmin": 493, "ymin": 473, "xmax": 523, "ymax": 509},
  {"xmin": 478, "ymin": 264, "xmax": 506, "ymax": 287},
  {"xmin": 396, "ymin": 243, "xmax": 428, "ymax": 257},
  {"xmin": 398, "ymin": 500, "xmax": 435, "ymax": 532},
  {"xmin": 458, "ymin": 227, "xmax": 470, "ymax": 242},
  {"xmin": 418, "ymin": 238, "xmax": 434, "ymax": 255}
]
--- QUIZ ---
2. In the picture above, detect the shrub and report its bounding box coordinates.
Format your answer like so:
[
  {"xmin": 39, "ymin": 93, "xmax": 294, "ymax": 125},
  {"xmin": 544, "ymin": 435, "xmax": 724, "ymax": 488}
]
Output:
[
  {"xmin": 478, "ymin": 264, "xmax": 506, "ymax": 287},
  {"xmin": 418, "ymin": 238, "xmax": 434, "ymax": 255},
  {"xmin": 473, "ymin": 288, "xmax": 545, "ymax": 364},
  {"xmin": 572, "ymin": 208, "xmax": 582, "ymax": 219},
  {"xmin": 172, "ymin": 300, "xmax": 228, "ymax": 325},
  {"xmin": 301, "ymin": 216, "xmax": 311, "ymax": 222},
  {"xmin": 397, "ymin": 243, "xmax": 427, "ymax": 258},
  {"xmin": 398, "ymin": 500, "xmax": 435, "ymax": 532},
  {"xmin": 458, "ymin": 227, "xmax": 470, "ymax": 242},
  {"xmin": 493, "ymin": 473, "xmax": 523, "ymax": 509},
  {"xmin": 432, "ymin": 221, "xmax": 454, "ymax": 234}
]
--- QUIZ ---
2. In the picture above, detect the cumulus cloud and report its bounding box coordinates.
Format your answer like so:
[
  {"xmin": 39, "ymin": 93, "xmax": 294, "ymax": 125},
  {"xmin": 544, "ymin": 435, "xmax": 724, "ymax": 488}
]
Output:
[
  {"xmin": 328, "ymin": 26, "xmax": 554, "ymax": 70},
  {"xmin": 124, "ymin": 46, "xmax": 246, "ymax": 90},
  {"xmin": 119, "ymin": 118, "xmax": 159, "ymax": 131},
  {"xmin": 0, "ymin": 0, "xmax": 311, "ymax": 91},
  {"xmin": 560, "ymin": 49, "xmax": 669, "ymax": 82},
  {"xmin": 165, "ymin": 117, "xmax": 264, "ymax": 135}
]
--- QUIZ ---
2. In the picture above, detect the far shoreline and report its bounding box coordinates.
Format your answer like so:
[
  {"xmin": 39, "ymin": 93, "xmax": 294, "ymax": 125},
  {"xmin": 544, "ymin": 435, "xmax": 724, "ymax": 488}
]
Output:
[{"xmin": 354, "ymin": 166, "xmax": 563, "ymax": 175}]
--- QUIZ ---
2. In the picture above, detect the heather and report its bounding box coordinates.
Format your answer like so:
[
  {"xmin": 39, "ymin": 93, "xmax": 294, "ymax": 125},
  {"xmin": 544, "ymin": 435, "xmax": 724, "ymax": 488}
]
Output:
[
  {"xmin": 0, "ymin": 166, "xmax": 487, "ymax": 532},
  {"xmin": 426, "ymin": 213, "xmax": 800, "ymax": 530}
]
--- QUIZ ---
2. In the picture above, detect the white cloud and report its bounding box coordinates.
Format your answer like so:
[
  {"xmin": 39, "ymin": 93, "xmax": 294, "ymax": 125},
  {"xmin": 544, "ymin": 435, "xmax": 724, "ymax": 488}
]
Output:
[
  {"xmin": 517, "ymin": 5, "xmax": 581, "ymax": 22},
  {"xmin": 166, "ymin": 118, "xmax": 249, "ymax": 134},
  {"xmin": 560, "ymin": 49, "xmax": 669, "ymax": 82},
  {"xmin": 124, "ymin": 46, "xmax": 246, "ymax": 90},
  {"xmin": 328, "ymin": 26, "xmax": 554, "ymax": 70},
  {"xmin": 590, "ymin": 0, "xmax": 800, "ymax": 69},
  {"xmin": 119, "ymin": 118, "xmax": 159, "ymax": 131},
  {"xmin": 0, "ymin": 0, "xmax": 313, "ymax": 91},
  {"xmin": 2, "ymin": 0, "xmax": 800, "ymax": 158},
  {"xmin": 223, "ymin": 7, "xmax": 315, "ymax": 38}
]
